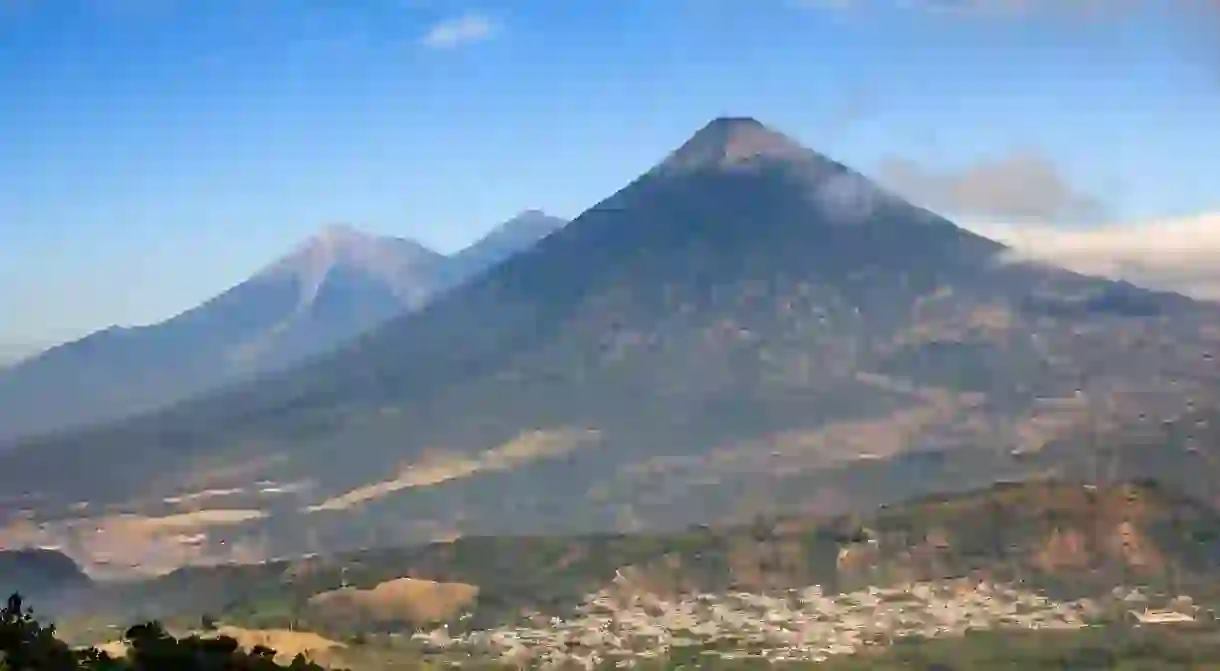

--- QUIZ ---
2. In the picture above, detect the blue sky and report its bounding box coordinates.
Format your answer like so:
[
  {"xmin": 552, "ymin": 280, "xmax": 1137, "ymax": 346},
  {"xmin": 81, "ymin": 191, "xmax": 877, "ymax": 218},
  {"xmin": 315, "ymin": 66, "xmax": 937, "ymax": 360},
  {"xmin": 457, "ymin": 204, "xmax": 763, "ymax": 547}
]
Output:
[{"xmin": 1, "ymin": 0, "xmax": 1218, "ymax": 346}]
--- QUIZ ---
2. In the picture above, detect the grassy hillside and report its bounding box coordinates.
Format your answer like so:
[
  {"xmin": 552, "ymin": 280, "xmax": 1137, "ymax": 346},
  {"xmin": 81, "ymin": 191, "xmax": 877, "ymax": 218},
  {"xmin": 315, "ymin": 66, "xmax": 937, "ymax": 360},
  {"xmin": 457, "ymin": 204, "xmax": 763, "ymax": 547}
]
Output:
[{"xmin": 0, "ymin": 548, "xmax": 91, "ymax": 607}]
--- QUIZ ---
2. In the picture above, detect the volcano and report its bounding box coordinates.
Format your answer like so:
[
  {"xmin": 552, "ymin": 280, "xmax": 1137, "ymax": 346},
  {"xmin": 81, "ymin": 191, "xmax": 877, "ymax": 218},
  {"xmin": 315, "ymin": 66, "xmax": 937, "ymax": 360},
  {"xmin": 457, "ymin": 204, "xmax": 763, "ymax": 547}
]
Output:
[{"xmin": 3, "ymin": 117, "xmax": 1218, "ymax": 569}]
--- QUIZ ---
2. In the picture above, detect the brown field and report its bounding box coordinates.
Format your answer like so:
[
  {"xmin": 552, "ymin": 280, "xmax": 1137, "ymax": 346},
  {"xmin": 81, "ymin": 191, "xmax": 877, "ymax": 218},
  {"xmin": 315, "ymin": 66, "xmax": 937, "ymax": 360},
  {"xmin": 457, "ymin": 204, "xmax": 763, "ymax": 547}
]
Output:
[
  {"xmin": 0, "ymin": 508, "xmax": 270, "ymax": 578},
  {"xmin": 308, "ymin": 427, "xmax": 601, "ymax": 512},
  {"xmin": 309, "ymin": 577, "xmax": 480, "ymax": 625},
  {"xmin": 216, "ymin": 626, "xmax": 346, "ymax": 664},
  {"xmin": 87, "ymin": 627, "xmax": 344, "ymax": 666}
]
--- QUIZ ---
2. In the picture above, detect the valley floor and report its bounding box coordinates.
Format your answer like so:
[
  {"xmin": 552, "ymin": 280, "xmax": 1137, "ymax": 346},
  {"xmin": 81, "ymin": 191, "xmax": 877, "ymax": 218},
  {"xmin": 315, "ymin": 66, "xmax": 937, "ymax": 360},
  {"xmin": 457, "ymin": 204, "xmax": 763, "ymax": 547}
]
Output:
[{"xmin": 57, "ymin": 579, "xmax": 1220, "ymax": 670}]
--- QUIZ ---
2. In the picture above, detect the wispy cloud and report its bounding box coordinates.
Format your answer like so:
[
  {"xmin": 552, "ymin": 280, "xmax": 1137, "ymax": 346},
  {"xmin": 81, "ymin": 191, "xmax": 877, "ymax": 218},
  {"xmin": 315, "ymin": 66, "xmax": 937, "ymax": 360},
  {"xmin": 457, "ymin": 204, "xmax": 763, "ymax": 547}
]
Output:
[
  {"xmin": 420, "ymin": 12, "xmax": 497, "ymax": 49},
  {"xmin": 795, "ymin": 0, "xmax": 1197, "ymax": 18},
  {"xmin": 964, "ymin": 213, "xmax": 1220, "ymax": 300},
  {"xmin": 876, "ymin": 151, "xmax": 1105, "ymax": 223}
]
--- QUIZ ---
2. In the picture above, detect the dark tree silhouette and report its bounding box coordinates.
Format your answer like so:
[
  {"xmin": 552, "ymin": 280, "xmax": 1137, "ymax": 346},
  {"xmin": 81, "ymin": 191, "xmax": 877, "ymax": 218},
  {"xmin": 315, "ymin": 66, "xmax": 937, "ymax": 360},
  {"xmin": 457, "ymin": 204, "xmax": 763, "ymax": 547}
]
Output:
[
  {"xmin": 0, "ymin": 593, "xmax": 335, "ymax": 671},
  {"xmin": 0, "ymin": 593, "xmax": 78, "ymax": 671}
]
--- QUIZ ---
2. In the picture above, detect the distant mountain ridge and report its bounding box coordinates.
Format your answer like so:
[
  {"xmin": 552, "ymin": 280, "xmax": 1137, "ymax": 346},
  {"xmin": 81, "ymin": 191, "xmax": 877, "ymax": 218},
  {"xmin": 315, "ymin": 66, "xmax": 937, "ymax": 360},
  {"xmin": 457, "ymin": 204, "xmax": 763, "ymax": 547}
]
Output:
[
  {"xmin": 0, "ymin": 213, "xmax": 565, "ymax": 443},
  {"xmin": 442, "ymin": 210, "xmax": 567, "ymax": 285},
  {"xmin": 2, "ymin": 117, "xmax": 1220, "ymax": 573}
]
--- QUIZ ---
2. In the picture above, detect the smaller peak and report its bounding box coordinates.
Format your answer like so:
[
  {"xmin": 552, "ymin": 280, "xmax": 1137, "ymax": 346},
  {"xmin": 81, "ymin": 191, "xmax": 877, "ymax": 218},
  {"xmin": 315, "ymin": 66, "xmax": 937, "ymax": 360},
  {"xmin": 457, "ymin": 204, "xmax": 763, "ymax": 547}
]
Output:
[
  {"xmin": 293, "ymin": 223, "xmax": 401, "ymax": 260},
  {"xmin": 512, "ymin": 208, "xmax": 550, "ymax": 220},
  {"xmin": 470, "ymin": 211, "xmax": 565, "ymax": 247},
  {"xmin": 259, "ymin": 224, "xmax": 378, "ymax": 280},
  {"xmin": 313, "ymin": 222, "xmax": 367, "ymax": 245}
]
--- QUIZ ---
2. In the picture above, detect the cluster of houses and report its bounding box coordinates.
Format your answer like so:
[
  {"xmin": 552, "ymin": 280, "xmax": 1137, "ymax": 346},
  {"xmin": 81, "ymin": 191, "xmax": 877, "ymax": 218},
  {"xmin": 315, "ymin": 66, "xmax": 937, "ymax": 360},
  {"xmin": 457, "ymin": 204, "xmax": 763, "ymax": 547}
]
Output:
[{"xmin": 410, "ymin": 578, "xmax": 1129, "ymax": 667}]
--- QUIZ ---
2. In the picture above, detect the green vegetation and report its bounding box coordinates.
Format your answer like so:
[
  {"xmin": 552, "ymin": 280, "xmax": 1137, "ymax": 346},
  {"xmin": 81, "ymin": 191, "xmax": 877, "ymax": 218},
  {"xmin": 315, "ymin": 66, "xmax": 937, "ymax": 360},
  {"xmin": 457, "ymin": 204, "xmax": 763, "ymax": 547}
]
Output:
[{"xmin": 0, "ymin": 593, "xmax": 334, "ymax": 671}]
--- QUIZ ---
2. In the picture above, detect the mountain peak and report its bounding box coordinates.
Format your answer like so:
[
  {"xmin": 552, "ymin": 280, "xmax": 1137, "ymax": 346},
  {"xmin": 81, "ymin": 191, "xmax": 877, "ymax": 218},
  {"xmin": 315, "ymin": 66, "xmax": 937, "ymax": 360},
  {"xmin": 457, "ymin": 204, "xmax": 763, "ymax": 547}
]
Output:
[
  {"xmin": 265, "ymin": 226, "xmax": 435, "ymax": 275},
  {"xmin": 478, "ymin": 210, "xmax": 565, "ymax": 238},
  {"xmin": 513, "ymin": 208, "xmax": 550, "ymax": 220},
  {"xmin": 313, "ymin": 222, "xmax": 366, "ymax": 246},
  {"xmin": 256, "ymin": 225, "xmax": 443, "ymax": 309},
  {"xmin": 659, "ymin": 116, "xmax": 811, "ymax": 173},
  {"xmin": 443, "ymin": 210, "xmax": 568, "ymax": 283},
  {"xmin": 704, "ymin": 115, "xmax": 767, "ymax": 133}
]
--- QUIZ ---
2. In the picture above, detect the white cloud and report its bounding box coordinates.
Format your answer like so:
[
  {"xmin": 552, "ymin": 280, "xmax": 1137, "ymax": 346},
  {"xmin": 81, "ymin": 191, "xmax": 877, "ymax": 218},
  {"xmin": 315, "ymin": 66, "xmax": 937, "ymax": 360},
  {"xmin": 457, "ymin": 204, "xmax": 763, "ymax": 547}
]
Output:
[
  {"xmin": 420, "ymin": 12, "xmax": 496, "ymax": 49},
  {"xmin": 813, "ymin": 171, "xmax": 890, "ymax": 224},
  {"xmin": 877, "ymin": 151, "xmax": 1105, "ymax": 223},
  {"xmin": 962, "ymin": 213, "xmax": 1220, "ymax": 300}
]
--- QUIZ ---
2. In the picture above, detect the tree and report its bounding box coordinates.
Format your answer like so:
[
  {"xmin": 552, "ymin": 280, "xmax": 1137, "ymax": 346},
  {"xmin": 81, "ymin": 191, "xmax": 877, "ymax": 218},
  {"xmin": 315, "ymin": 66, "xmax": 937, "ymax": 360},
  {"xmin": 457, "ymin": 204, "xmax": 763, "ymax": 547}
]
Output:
[
  {"xmin": 0, "ymin": 593, "xmax": 339, "ymax": 671},
  {"xmin": 0, "ymin": 593, "xmax": 77, "ymax": 671}
]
